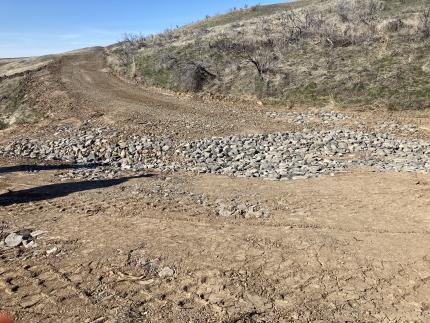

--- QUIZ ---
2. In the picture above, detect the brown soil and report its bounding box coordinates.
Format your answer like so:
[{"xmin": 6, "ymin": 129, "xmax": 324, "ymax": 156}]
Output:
[{"xmin": 0, "ymin": 47, "xmax": 429, "ymax": 322}]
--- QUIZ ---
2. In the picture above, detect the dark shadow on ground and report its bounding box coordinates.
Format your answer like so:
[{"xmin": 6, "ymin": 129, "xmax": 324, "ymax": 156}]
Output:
[
  {"xmin": 0, "ymin": 174, "xmax": 154, "ymax": 206},
  {"xmin": 0, "ymin": 163, "xmax": 103, "ymax": 174}
]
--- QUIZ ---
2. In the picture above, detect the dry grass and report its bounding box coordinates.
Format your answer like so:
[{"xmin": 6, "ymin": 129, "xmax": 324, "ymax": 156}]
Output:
[
  {"xmin": 107, "ymin": 0, "xmax": 430, "ymax": 110},
  {"xmin": 0, "ymin": 76, "xmax": 41, "ymax": 128}
]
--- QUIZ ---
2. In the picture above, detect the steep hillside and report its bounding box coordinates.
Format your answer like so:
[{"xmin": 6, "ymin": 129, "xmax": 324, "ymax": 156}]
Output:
[
  {"xmin": 0, "ymin": 56, "xmax": 53, "ymax": 129},
  {"xmin": 107, "ymin": 0, "xmax": 430, "ymax": 110}
]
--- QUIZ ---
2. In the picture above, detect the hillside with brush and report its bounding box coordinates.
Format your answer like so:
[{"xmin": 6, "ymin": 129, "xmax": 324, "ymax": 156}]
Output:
[{"xmin": 107, "ymin": 0, "xmax": 430, "ymax": 110}]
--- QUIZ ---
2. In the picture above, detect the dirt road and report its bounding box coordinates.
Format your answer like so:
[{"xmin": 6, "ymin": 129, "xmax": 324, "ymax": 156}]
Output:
[
  {"xmin": 0, "ymin": 48, "xmax": 429, "ymax": 322},
  {"xmin": 57, "ymin": 47, "xmax": 289, "ymax": 140}
]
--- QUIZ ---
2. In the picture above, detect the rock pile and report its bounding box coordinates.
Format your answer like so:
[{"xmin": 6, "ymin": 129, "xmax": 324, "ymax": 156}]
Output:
[
  {"xmin": 56, "ymin": 166, "xmax": 122, "ymax": 181},
  {"xmin": 265, "ymin": 111, "xmax": 352, "ymax": 124},
  {"xmin": 377, "ymin": 122, "xmax": 418, "ymax": 134},
  {"xmin": 177, "ymin": 129, "xmax": 430, "ymax": 180},
  {"xmin": 1, "ymin": 127, "xmax": 430, "ymax": 181},
  {"xmin": 2, "ymin": 229, "xmax": 46, "ymax": 248},
  {"xmin": 0, "ymin": 128, "xmax": 177, "ymax": 171}
]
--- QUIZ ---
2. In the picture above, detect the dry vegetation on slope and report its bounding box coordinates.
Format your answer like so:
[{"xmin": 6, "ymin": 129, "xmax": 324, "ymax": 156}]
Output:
[
  {"xmin": 0, "ymin": 56, "xmax": 54, "ymax": 129},
  {"xmin": 107, "ymin": 0, "xmax": 430, "ymax": 110}
]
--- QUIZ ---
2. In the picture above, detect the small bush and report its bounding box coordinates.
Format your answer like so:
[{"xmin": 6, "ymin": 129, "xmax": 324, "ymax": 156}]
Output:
[
  {"xmin": 336, "ymin": 0, "xmax": 353, "ymax": 22},
  {"xmin": 279, "ymin": 10, "xmax": 325, "ymax": 44},
  {"xmin": 250, "ymin": 4, "xmax": 261, "ymax": 12},
  {"xmin": 163, "ymin": 52, "xmax": 216, "ymax": 92},
  {"xmin": 179, "ymin": 62, "xmax": 216, "ymax": 92},
  {"xmin": 0, "ymin": 120, "xmax": 8, "ymax": 130},
  {"xmin": 210, "ymin": 38, "xmax": 279, "ymax": 77},
  {"xmin": 385, "ymin": 19, "xmax": 405, "ymax": 33},
  {"xmin": 419, "ymin": 7, "xmax": 430, "ymax": 39},
  {"xmin": 365, "ymin": 0, "xmax": 384, "ymax": 16}
]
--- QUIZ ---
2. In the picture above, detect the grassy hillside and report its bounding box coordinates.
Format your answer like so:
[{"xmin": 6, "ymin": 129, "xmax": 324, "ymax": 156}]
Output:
[
  {"xmin": 107, "ymin": 0, "xmax": 430, "ymax": 110},
  {"xmin": 0, "ymin": 76, "xmax": 41, "ymax": 129}
]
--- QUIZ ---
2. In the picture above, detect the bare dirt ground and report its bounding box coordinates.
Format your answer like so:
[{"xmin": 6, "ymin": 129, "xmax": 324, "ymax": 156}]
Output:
[{"xmin": 1, "ymin": 47, "xmax": 430, "ymax": 322}]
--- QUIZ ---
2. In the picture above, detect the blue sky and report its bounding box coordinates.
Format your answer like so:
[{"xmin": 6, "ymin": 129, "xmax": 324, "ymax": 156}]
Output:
[{"xmin": 0, "ymin": 0, "xmax": 283, "ymax": 58}]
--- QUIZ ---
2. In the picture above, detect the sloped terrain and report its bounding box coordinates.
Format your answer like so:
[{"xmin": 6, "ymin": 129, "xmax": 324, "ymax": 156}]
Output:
[
  {"xmin": 0, "ymin": 1, "xmax": 430, "ymax": 322},
  {"xmin": 108, "ymin": 0, "xmax": 430, "ymax": 110}
]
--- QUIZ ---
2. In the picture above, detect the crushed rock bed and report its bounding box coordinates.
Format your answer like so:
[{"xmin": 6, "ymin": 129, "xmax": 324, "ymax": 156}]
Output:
[
  {"xmin": 265, "ymin": 111, "xmax": 352, "ymax": 124},
  {"xmin": 1, "ymin": 128, "xmax": 430, "ymax": 181},
  {"xmin": 177, "ymin": 129, "xmax": 430, "ymax": 180},
  {"xmin": 0, "ymin": 128, "xmax": 179, "ymax": 172}
]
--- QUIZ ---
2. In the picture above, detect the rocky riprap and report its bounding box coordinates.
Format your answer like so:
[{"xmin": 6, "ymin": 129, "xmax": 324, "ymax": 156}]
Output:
[
  {"xmin": 0, "ymin": 128, "xmax": 178, "ymax": 172},
  {"xmin": 1, "ymin": 128, "xmax": 430, "ymax": 182},
  {"xmin": 177, "ymin": 129, "xmax": 430, "ymax": 180},
  {"xmin": 56, "ymin": 166, "xmax": 123, "ymax": 181},
  {"xmin": 377, "ymin": 122, "xmax": 419, "ymax": 134},
  {"xmin": 265, "ymin": 111, "xmax": 352, "ymax": 124}
]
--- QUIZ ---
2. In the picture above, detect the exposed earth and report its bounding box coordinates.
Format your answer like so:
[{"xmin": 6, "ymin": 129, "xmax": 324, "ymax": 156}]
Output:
[{"xmin": 1, "ymin": 47, "xmax": 430, "ymax": 322}]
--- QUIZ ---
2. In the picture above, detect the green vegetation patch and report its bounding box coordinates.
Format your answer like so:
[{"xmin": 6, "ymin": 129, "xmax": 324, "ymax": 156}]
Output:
[
  {"xmin": 0, "ymin": 120, "xmax": 7, "ymax": 130},
  {"xmin": 136, "ymin": 54, "xmax": 171, "ymax": 87}
]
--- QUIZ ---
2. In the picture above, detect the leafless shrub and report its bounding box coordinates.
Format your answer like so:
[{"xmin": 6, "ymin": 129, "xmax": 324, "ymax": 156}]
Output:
[
  {"xmin": 278, "ymin": 8, "xmax": 368, "ymax": 48},
  {"xmin": 279, "ymin": 10, "xmax": 325, "ymax": 45},
  {"xmin": 251, "ymin": 4, "xmax": 261, "ymax": 12},
  {"xmin": 180, "ymin": 62, "xmax": 216, "ymax": 91},
  {"xmin": 257, "ymin": 17, "xmax": 273, "ymax": 38},
  {"xmin": 385, "ymin": 18, "xmax": 405, "ymax": 33},
  {"xmin": 335, "ymin": 0, "xmax": 384, "ymax": 25},
  {"xmin": 122, "ymin": 33, "xmax": 145, "ymax": 45},
  {"xmin": 365, "ymin": 0, "xmax": 385, "ymax": 16},
  {"xmin": 336, "ymin": 0, "xmax": 353, "ymax": 22},
  {"xmin": 320, "ymin": 24, "xmax": 354, "ymax": 47},
  {"xmin": 210, "ymin": 38, "xmax": 279, "ymax": 78},
  {"xmin": 118, "ymin": 33, "xmax": 143, "ymax": 66},
  {"xmin": 279, "ymin": 10, "xmax": 304, "ymax": 43},
  {"xmin": 164, "ymin": 54, "xmax": 216, "ymax": 92},
  {"xmin": 419, "ymin": 7, "xmax": 430, "ymax": 39},
  {"xmin": 358, "ymin": 0, "xmax": 384, "ymax": 25}
]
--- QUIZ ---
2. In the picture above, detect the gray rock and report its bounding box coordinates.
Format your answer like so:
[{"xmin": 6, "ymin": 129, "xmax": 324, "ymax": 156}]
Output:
[
  {"xmin": 30, "ymin": 230, "xmax": 47, "ymax": 238},
  {"xmin": 158, "ymin": 266, "xmax": 174, "ymax": 278},
  {"xmin": 5, "ymin": 233, "xmax": 23, "ymax": 247},
  {"xmin": 46, "ymin": 247, "xmax": 58, "ymax": 255}
]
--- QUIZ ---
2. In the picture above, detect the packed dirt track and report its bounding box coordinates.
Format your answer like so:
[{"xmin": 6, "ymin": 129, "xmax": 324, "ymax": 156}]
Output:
[{"xmin": 1, "ymin": 48, "xmax": 430, "ymax": 322}]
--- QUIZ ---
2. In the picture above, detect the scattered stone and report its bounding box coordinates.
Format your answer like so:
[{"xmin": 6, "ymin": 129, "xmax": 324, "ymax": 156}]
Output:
[
  {"xmin": 377, "ymin": 122, "xmax": 418, "ymax": 134},
  {"xmin": 265, "ymin": 111, "xmax": 352, "ymax": 124},
  {"xmin": 5, "ymin": 233, "xmax": 23, "ymax": 247},
  {"xmin": 20, "ymin": 294, "xmax": 42, "ymax": 308},
  {"xmin": 17, "ymin": 229, "xmax": 32, "ymax": 240},
  {"xmin": 46, "ymin": 247, "xmax": 58, "ymax": 255},
  {"xmin": 23, "ymin": 240, "xmax": 37, "ymax": 248},
  {"xmin": 30, "ymin": 230, "xmax": 47, "ymax": 238},
  {"xmin": 141, "ymin": 258, "xmax": 160, "ymax": 272},
  {"xmin": 158, "ymin": 266, "xmax": 175, "ymax": 278}
]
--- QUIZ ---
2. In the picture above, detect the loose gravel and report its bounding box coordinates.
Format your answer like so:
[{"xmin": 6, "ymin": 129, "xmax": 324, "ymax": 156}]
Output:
[
  {"xmin": 1, "ymin": 126, "xmax": 429, "ymax": 181},
  {"xmin": 177, "ymin": 129, "xmax": 430, "ymax": 180},
  {"xmin": 265, "ymin": 111, "xmax": 352, "ymax": 124}
]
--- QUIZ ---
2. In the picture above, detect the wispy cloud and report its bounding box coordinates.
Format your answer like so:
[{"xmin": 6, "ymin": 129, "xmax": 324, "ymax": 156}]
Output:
[
  {"xmin": 0, "ymin": 27, "xmax": 156, "ymax": 58},
  {"xmin": 60, "ymin": 33, "xmax": 82, "ymax": 40}
]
